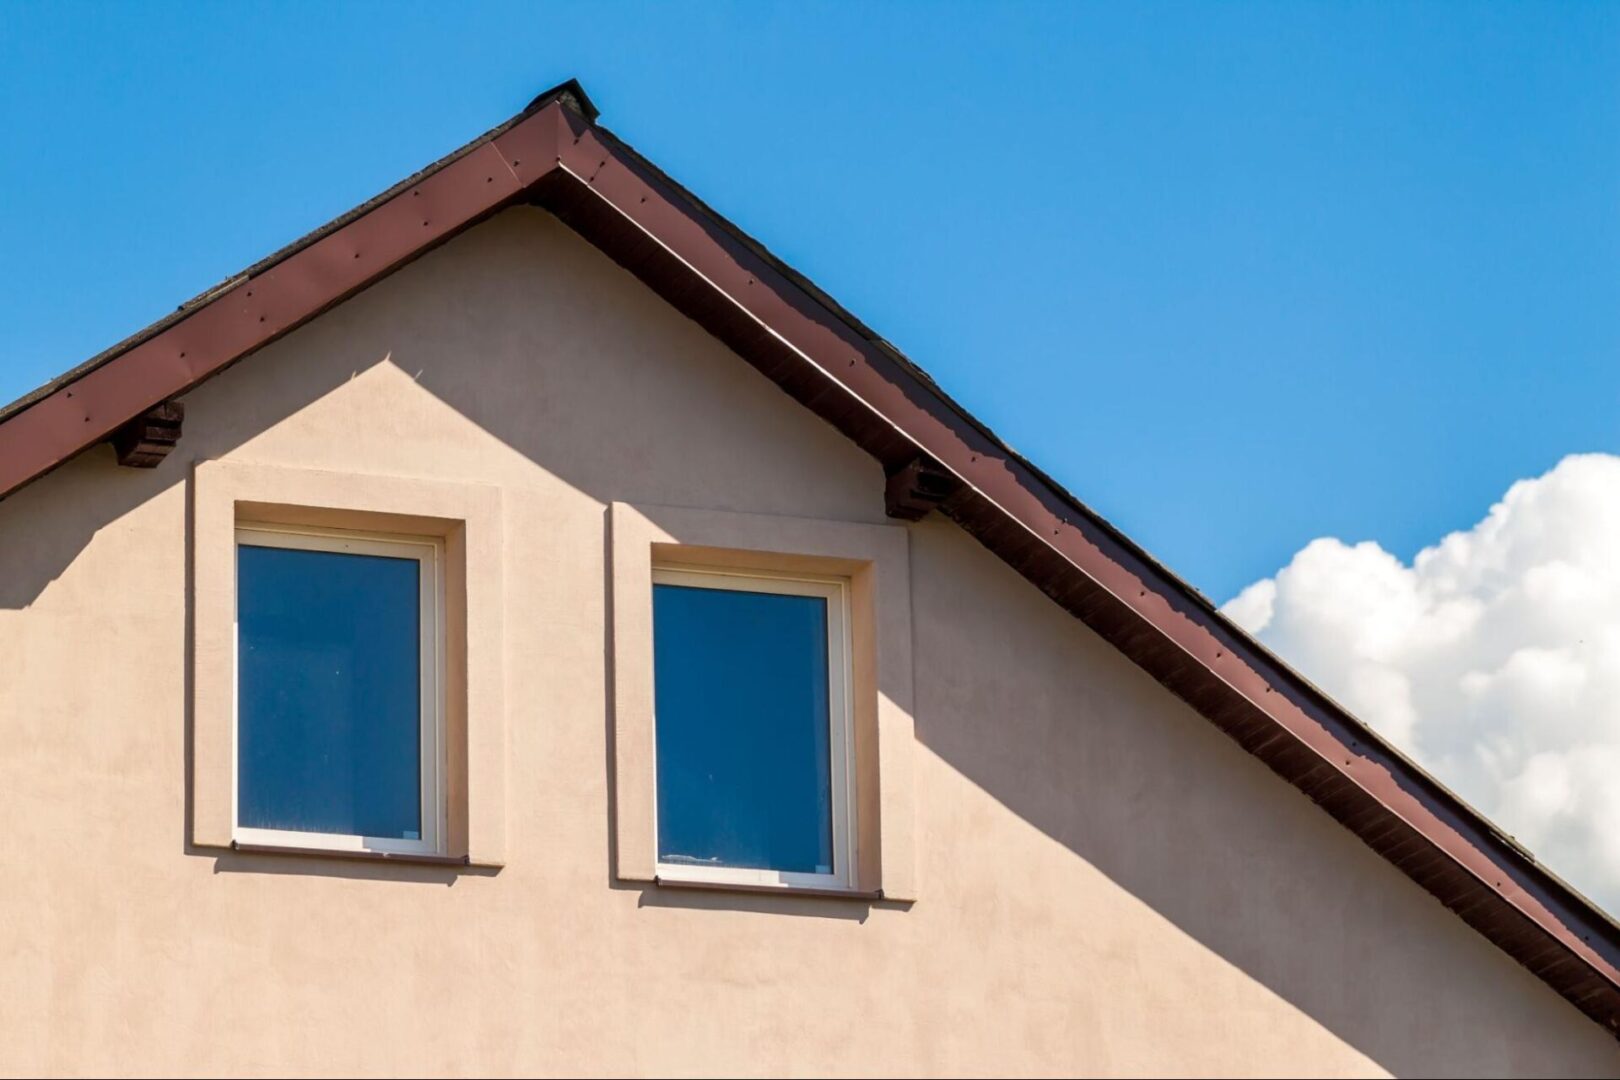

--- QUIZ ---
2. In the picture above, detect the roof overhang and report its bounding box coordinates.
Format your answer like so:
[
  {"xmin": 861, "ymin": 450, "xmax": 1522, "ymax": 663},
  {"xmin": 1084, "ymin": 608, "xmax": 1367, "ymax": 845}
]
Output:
[{"xmin": 4, "ymin": 79, "xmax": 1618, "ymax": 1034}]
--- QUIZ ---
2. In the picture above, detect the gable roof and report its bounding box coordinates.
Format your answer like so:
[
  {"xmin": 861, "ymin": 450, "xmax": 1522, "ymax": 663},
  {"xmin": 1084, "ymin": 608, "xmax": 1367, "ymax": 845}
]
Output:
[{"xmin": 4, "ymin": 78, "xmax": 1618, "ymax": 1035}]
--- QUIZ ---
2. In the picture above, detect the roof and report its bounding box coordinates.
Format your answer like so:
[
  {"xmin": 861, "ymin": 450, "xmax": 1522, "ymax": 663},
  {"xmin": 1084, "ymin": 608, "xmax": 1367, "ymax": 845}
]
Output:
[{"xmin": 4, "ymin": 78, "xmax": 1618, "ymax": 1035}]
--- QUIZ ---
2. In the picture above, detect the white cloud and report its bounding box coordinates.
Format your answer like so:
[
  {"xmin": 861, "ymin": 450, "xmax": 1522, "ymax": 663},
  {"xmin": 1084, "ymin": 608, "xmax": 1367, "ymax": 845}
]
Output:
[{"xmin": 1221, "ymin": 452, "xmax": 1620, "ymax": 913}]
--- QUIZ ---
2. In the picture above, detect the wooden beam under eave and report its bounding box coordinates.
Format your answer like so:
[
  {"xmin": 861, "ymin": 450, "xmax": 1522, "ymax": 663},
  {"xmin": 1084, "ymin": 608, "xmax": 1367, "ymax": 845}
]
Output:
[
  {"xmin": 884, "ymin": 456, "xmax": 962, "ymax": 521},
  {"xmin": 112, "ymin": 401, "xmax": 184, "ymax": 468}
]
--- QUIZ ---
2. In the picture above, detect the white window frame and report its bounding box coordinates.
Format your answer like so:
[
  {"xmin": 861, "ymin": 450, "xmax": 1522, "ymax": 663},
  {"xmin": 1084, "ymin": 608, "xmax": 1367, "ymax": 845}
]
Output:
[
  {"xmin": 233, "ymin": 523, "xmax": 446, "ymax": 857},
  {"xmin": 650, "ymin": 564, "xmax": 857, "ymax": 892}
]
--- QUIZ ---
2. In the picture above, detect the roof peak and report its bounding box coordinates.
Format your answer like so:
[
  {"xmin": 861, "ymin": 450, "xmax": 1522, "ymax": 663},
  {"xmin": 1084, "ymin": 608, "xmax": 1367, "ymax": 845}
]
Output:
[{"xmin": 526, "ymin": 78, "xmax": 598, "ymax": 123}]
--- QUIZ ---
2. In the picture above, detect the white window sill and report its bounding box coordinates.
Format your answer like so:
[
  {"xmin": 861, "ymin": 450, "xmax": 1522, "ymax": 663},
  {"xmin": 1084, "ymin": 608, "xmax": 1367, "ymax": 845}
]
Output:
[
  {"xmin": 227, "ymin": 840, "xmax": 503, "ymax": 869},
  {"xmin": 652, "ymin": 874, "xmax": 883, "ymax": 902}
]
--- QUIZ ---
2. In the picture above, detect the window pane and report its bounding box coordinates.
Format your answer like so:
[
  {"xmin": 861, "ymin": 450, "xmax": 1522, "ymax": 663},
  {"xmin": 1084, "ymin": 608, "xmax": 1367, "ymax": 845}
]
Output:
[
  {"xmin": 237, "ymin": 543, "xmax": 422, "ymax": 840},
  {"xmin": 654, "ymin": 581, "xmax": 834, "ymax": 874}
]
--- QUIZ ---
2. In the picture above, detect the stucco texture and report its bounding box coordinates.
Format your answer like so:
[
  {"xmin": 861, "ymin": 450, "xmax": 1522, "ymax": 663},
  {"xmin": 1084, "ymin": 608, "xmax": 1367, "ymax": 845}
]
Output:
[{"xmin": 0, "ymin": 207, "xmax": 1614, "ymax": 1078}]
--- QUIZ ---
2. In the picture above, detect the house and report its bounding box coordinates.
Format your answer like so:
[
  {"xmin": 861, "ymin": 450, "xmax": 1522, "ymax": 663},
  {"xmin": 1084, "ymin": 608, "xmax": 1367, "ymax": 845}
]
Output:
[{"xmin": 0, "ymin": 79, "xmax": 1615, "ymax": 1077}]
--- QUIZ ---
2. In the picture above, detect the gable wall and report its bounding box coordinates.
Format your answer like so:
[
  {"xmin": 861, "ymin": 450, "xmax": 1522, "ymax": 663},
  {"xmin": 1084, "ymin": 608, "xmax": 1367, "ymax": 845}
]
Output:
[{"xmin": 0, "ymin": 207, "xmax": 1613, "ymax": 1077}]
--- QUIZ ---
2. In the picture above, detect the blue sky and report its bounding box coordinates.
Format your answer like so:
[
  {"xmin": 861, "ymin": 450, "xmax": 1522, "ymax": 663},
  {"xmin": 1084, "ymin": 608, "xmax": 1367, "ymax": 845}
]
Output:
[{"xmin": 2, "ymin": 2, "xmax": 1616, "ymax": 604}]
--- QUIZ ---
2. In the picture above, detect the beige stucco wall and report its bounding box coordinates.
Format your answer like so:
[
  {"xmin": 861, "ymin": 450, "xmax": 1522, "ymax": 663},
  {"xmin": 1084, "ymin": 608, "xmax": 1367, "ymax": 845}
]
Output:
[{"xmin": 0, "ymin": 207, "xmax": 1614, "ymax": 1078}]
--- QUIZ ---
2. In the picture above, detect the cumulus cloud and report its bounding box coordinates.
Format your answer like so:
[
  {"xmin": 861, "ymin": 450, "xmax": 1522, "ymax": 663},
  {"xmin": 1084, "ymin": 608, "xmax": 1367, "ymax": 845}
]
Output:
[{"xmin": 1222, "ymin": 453, "xmax": 1620, "ymax": 914}]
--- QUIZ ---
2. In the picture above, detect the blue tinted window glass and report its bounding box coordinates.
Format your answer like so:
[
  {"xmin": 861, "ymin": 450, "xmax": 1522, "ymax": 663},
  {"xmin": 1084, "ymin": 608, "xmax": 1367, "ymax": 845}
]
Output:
[
  {"xmin": 654, "ymin": 581, "xmax": 833, "ymax": 874},
  {"xmin": 237, "ymin": 542, "xmax": 422, "ymax": 839}
]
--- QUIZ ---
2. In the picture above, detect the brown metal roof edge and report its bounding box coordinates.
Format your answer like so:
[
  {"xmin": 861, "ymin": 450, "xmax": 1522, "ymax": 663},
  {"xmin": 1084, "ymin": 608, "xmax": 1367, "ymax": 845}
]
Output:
[
  {"xmin": 0, "ymin": 88, "xmax": 594, "ymax": 496},
  {"xmin": 586, "ymin": 116, "xmax": 1620, "ymax": 945},
  {"xmin": 1, "ymin": 82, "xmax": 1617, "ymax": 1032},
  {"xmin": 539, "ymin": 103, "xmax": 1620, "ymax": 1027},
  {"xmin": 0, "ymin": 80, "xmax": 585, "ymax": 432}
]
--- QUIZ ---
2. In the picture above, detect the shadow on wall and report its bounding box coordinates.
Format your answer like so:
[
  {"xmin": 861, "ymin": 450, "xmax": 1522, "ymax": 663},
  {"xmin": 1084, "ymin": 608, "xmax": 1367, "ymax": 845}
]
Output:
[
  {"xmin": 0, "ymin": 208, "xmax": 1611, "ymax": 1076},
  {"xmin": 0, "ymin": 443, "xmax": 164, "ymax": 610}
]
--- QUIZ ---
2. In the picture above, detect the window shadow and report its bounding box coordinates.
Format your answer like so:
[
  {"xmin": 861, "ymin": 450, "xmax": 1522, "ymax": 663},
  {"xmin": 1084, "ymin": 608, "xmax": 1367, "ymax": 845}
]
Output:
[
  {"xmin": 206, "ymin": 850, "xmax": 498, "ymax": 887},
  {"xmin": 621, "ymin": 882, "xmax": 879, "ymax": 924}
]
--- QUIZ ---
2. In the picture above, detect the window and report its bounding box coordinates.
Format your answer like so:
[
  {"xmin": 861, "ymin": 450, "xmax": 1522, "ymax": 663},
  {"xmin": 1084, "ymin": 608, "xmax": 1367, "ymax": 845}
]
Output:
[
  {"xmin": 609, "ymin": 502, "xmax": 916, "ymax": 900},
  {"xmin": 651, "ymin": 566, "xmax": 854, "ymax": 890},
  {"xmin": 234, "ymin": 525, "xmax": 444, "ymax": 856}
]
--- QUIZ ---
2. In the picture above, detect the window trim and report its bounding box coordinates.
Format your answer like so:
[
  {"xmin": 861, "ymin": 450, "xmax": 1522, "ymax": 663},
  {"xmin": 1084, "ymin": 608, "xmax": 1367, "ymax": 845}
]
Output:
[
  {"xmin": 650, "ymin": 564, "xmax": 858, "ymax": 892},
  {"xmin": 608, "ymin": 501, "xmax": 917, "ymax": 901},
  {"xmin": 232, "ymin": 523, "xmax": 447, "ymax": 858}
]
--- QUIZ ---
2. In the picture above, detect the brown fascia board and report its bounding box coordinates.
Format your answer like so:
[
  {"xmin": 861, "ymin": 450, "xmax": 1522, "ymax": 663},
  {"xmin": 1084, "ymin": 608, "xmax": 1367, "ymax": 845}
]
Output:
[{"xmin": 2, "ymin": 81, "xmax": 1618, "ymax": 1034}]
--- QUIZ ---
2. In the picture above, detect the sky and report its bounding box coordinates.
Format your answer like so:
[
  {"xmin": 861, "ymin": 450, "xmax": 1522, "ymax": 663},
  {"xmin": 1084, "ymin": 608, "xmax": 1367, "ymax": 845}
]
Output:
[{"xmin": 4, "ymin": 4, "xmax": 1620, "ymax": 906}]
